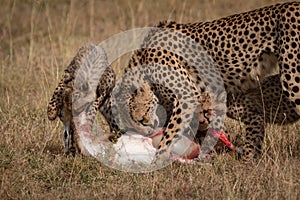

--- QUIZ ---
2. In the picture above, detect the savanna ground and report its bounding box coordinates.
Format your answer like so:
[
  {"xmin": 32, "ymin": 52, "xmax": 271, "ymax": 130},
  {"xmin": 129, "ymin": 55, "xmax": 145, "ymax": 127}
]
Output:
[{"xmin": 1, "ymin": 0, "xmax": 300, "ymax": 199}]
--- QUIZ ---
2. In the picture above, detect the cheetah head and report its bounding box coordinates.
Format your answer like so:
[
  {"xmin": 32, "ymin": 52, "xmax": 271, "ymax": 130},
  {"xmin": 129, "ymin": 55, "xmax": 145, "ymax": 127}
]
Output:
[{"xmin": 128, "ymin": 83, "xmax": 161, "ymax": 135}]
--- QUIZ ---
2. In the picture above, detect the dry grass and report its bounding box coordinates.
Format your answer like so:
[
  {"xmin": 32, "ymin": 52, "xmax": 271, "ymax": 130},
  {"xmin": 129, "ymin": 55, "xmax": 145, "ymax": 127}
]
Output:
[{"xmin": 0, "ymin": 0, "xmax": 299, "ymax": 199}]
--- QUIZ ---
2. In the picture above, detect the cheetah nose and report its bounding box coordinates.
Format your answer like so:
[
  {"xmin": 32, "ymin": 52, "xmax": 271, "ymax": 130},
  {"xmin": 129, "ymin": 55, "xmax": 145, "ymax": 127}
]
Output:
[
  {"xmin": 138, "ymin": 119, "xmax": 146, "ymax": 126},
  {"xmin": 199, "ymin": 119, "xmax": 206, "ymax": 124}
]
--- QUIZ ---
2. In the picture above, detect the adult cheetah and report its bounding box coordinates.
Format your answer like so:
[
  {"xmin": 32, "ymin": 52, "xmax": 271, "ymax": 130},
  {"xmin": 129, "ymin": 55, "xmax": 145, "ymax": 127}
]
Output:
[{"xmin": 118, "ymin": 2, "xmax": 300, "ymax": 162}]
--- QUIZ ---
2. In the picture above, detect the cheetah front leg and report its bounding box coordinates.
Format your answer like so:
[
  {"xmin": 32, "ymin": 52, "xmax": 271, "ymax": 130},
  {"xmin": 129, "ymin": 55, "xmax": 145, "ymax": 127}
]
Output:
[{"xmin": 152, "ymin": 96, "xmax": 201, "ymax": 167}]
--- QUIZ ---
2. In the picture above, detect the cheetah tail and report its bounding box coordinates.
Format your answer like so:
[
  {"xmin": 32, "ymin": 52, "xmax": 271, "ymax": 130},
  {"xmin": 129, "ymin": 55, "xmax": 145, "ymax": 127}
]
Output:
[{"xmin": 47, "ymin": 79, "xmax": 64, "ymax": 121}]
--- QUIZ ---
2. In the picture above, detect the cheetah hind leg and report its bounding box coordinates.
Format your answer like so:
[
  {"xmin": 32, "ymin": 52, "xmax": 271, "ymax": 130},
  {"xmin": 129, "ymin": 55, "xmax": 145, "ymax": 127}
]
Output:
[
  {"xmin": 241, "ymin": 114, "xmax": 265, "ymax": 161},
  {"xmin": 63, "ymin": 122, "xmax": 77, "ymax": 156}
]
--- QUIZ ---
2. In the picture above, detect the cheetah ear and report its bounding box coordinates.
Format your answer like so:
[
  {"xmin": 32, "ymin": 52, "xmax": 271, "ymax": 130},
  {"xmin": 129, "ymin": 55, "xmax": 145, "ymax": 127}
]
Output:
[{"xmin": 47, "ymin": 79, "xmax": 64, "ymax": 121}]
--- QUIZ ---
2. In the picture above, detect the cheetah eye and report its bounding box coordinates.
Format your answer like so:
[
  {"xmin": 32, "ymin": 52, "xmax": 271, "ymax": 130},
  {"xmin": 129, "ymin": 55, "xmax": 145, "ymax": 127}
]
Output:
[
  {"xmin": 138, "ymin": 119, "xmax": 146, "ymax": 126},
  {"xmin": 204, "ymin": 109, "xmax": 212, "ymax": 118},
  {"xmin": 203, "ymin": 109, "xmax": 209, "ymax": 116}
]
